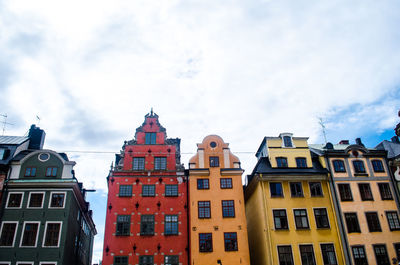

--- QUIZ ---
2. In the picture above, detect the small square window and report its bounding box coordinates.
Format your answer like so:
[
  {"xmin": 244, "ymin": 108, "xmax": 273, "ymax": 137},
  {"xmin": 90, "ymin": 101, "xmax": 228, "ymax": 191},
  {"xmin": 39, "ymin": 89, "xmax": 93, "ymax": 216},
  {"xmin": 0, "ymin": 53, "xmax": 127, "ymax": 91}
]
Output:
[
  {"xmin": 43, "ymin": 222, "xmax": 62, "ymax": 247},
  {"xmin": 358, "ymin": 183, "xmax": 373, "ymax": 201},
  {"xmin": 165, "ymin": 255, "xmax": 178, "ymax": 265},
  {"xmin": 28, "ymin": 192, "xmax": 44, "ymax": 208},
  {"xmin": 199, "ymin": 233, "xmax": 212, "ymax": 252},
  {"xmin": 145, "ymin": 132, "xmax": 156, "ymax": 144},
  {"xmin": 133, "ymin": 157, "xmax": 145, "ymax": 170},
  {"xmin": 6, "ymin": 193, "xmax": 23, "ymax": 208},
  {"xmin": 45, "ymin": 167, "xmax": 57, "ymax": 177},
  {"xmin": 24, "ymin": 167, "xmax": 36, "ymax": 177},
  {"xmin": 294, "ymin": 209, "xmax": 309, "ymax": 229},
  {"xmin": 296, "ymin": 158, "xmax": 307, "ymax": 168},
  {"xmin": 332, "ymin": 160, "xmax": 346, "ymax": 172},
  {"xmin": 309, "ymin": 182, "xmax": 323, "ymax": 197},
  {"xmin": 142, "ymin": 185, "xmax": 155, "ymax": 197},
  {"xmin": 116, "ymin": 215, "xmax": 130, "ymax": 236},
  {"xmin": 290, "ymin": 182, "xmax": 303, "ymax": 197},
  {"xmin": 276, "ymin": 157, "xmax": 288, "ymax": 168},
  {"xmin": 114, "ymin": 256, "xmax": 129, "ymax": 265},
  {"xmin": 270, "ymin": 182, "xmax": 283, "ymax": 197},
  {"xmin": 283, "ymin": 136, "xmax": 293, "ymax": 147},
  {"xmin": 352, "ymin": 160, "xmax": 366, "ymax": 173},
  {"xmin": 338, "ymin": 184, "xmax": 353, "ymax": 201},
  {"xmin": 344, "ymin": 213, "xmax": 361, "ymax": 233},
  {"xmin": 154, "ymin": 157, "xmax": 167, "ymax": 170},
  {"xmin": 222, "ymin": 200, "xmax": 235, "ymax": 218},
  {"xmin": 140, "ymin": 215, "xmax": 154, "ymax": 236},
  {"xmin": 49, "ymin": 193, "xmax": 65, "ymax": 208},
  {"xmin": 372, "ymin": 160, "xmax": 385, "ymax": 172},
  {"xmin": 209, "ymin": 156, "xmax": 219, "ymax": 167},
  {"xmin": 198, "ymin": 201, "xmax": 211, "ymax": 218},
  {"xmin": 119, "ymin": 185, "xmax": 132, "ymax": 197},
  {"xmin": 365, "ymin": 212, "xmax": 381, "ymax": 232},
  {"xmin": 220, "ymin": 178, "xmax": 233, "ymax": 189},
  {"xmin": 273, "ymin": 210, "xmax": 288, "ymax": 230},
  {"xmin": 314, "ymin": 208, "xmax": 330, "ymax": 229},
  {"xmin": 224, "ymin": 232, "xmax": 238, "ymax": 251},
  {"xmin": 378, "ymin": 183, "xmax": 393, "ymax": 200},
  {"xmin": 386, "ymin": 211, "xmax": 400, "ymax": 231},
  {"xmin": 164, "ymin": 215, "xmax": 178, "ymax": 235},
  {"xmin": 165, "ymin": 185, "xmax": 178, "ymax": 197},
  {"xmin": 197, "ymin": 179, "xmax": 209, "ymax": 190}
]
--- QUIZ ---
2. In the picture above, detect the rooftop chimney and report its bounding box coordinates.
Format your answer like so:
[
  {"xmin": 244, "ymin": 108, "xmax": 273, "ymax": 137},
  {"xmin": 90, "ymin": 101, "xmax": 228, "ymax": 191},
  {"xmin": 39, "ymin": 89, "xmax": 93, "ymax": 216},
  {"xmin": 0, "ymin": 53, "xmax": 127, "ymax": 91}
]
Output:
[
  {"xmin": 339, "ymin": 140, "xmax": 349, "ymax": 145},
  {"xmin": 355, "ymin": 138, "xmax": 364, "ymax": 147},
  {"xmin": 28, "ymin": 124, "xmax": 45, "ymax": 150}
]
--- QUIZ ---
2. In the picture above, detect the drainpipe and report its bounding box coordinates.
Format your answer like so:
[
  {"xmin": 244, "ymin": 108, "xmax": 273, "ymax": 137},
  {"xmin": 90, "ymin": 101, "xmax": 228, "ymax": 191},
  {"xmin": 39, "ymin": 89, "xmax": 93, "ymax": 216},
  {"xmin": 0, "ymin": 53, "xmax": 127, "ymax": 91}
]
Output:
[
  {"xmin": 185, "ymin": 169, "xmax": 190, "ymax": 265},
  {"xmin": 325, "ymin": 156, "xmax": 353, "ymax": 265}
]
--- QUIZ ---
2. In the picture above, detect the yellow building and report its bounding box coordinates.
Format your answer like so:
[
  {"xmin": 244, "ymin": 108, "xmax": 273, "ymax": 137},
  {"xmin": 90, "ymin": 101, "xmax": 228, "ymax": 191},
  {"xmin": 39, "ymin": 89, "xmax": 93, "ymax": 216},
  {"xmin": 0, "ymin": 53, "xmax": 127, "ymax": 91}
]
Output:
[
  {"xmin": 245, "ymin": 133, "xmax": 347, "ymax": 265},
  {"xmin": 311, "ymin": 139, "xmax": 400, "ymax": 264},
  {"xmin": 189, "ymin": 135, "xmax": 251, "ymax": 265}
]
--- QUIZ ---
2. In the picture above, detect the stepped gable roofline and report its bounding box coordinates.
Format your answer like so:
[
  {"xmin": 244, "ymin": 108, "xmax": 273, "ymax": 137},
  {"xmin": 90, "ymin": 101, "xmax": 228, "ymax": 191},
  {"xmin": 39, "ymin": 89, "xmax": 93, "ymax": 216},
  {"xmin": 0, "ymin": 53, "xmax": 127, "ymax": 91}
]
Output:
[
  {"xmin": 135, "ymin": 109, "xmax": 166, "ymax": 134},
  {"xmin": 189, "ymin": 134, "xmax": 240, "ymax": 165},
  {"xmin": 11, "ymin": 149, "xmax": 76, "ymax": 166}
]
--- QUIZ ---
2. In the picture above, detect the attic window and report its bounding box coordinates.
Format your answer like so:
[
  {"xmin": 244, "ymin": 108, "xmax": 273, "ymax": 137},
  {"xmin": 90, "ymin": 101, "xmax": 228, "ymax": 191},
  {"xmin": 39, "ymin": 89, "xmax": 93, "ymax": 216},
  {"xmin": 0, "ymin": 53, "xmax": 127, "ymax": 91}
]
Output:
[
  {"xmin": 38, "ymin": 153, "xmax": 50, "ymax": 162},
  {"xmin": 283, "ymin": 136, "xmax": 293, "ymax": 147},
  {"xmin": 0, "ymin": 149, "xmax": 5, "ymax": 160}
]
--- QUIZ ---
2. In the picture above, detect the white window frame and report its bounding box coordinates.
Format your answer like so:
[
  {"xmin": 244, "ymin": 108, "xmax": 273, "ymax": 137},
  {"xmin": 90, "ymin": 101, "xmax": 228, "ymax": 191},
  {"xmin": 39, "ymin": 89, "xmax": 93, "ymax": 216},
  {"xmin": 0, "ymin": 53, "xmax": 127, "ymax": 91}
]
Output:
[
  {"xmin": 280, "ymin": 133, "xmax": 295, "ymax": 148},
  {"xmin": 48, "ymin": 191, "xmax": 66, "ymax": 209},
  {"xmin": 16, "ymin": 262, "xmax": 34, "ymax": 265},
  {"xmin": 5, "ymin": 192, "xmax": 24, "ymax": 209},
  {"xmin": 298, "ymin": 243, "xmax": 316, "ymax": 265},
  {"xmin": 0, "ymin": 221, "xmax": 18, "ymax": 247},
  {"xmin": 319, "ymin": 242, "xmax": 339, "ymax": 265},
  {"xmin": 39, "ymin": 262, "xmax": 57, "ymax": 265},
  {"xmin": 27, "ymin": 191, "xmax": 45, "ymax": 209},
  {"xmin": 293, "ymin": 208, "xmax": 310, "ymax": 229},
  {"xmin": 19, "ymin": 221, "xmax": 40, "ymax": 248},
  {"xmin": 42, "ymin": 221, "xmax": 63, "ymax": 248},
  {"xmin": 312, "ymin": 207, "xmax": 331, "ymax": 229}
]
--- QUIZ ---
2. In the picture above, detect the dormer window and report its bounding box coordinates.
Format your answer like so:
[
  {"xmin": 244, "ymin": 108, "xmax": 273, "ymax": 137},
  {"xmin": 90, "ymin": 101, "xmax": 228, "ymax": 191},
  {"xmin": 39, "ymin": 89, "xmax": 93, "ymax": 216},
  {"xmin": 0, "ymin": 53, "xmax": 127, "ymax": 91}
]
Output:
[
  {"xmin": 145, "ymin": 133, "xmax": 156, "ymax": 144},
  {"xmin": 0, "ymin": 148, "xmax": 5, "ymax": 160},
  {"xmin": 283, "ymin": 136, "xmax": 293, "ymax": 147},
  {"xmin": 276, "ymin": 157, "xmax": 288, "ymax": 168},
  {"xmin": 24, "ymin": 167, "xmax": 37, "ymax": 177}
]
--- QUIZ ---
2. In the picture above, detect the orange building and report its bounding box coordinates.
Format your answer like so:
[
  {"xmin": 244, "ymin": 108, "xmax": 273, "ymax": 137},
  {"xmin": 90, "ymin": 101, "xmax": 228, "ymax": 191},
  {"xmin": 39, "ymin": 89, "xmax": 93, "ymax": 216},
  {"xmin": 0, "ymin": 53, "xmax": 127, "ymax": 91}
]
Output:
[{"xmin": 188, "ymin": 135, "xmax": 250, "ymax": 265}]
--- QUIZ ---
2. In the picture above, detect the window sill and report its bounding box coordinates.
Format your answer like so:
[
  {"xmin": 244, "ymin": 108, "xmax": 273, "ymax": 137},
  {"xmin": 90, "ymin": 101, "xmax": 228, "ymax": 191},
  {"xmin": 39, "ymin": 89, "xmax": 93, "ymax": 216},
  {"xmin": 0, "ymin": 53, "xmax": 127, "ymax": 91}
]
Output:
[
  {"xmin": 316, "ymin": 227, "xmax": 331, "ymax": 230},
  {"xmin": 295, "ymin": 228, "xmax": 310, "ymax": 230},
  {"xmin": 354, "ymin": 173, "xmax": 368, "ymax": 176}
]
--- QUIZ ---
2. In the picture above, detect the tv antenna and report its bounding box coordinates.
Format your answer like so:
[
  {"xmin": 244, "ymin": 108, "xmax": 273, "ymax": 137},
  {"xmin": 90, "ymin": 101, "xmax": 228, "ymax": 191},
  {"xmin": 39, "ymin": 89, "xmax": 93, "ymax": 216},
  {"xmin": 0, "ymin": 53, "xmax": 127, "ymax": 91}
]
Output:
[
  {"xmin": 318, "ymin": 117, "xmax": 327, "ymax": 144},
  {"xmin": 1, "ymin": 114, "xmax": 14, "ymax": 136}
]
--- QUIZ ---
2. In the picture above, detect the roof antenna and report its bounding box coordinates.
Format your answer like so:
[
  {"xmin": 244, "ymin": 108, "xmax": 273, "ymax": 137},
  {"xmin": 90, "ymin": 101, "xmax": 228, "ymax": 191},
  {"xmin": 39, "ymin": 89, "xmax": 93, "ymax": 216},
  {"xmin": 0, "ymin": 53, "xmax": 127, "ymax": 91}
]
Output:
[
  {"xmin": 318, "ymin": 117, "xmax": 327, "ymax": 144},
  {"xmin": 1, "ymin": 113, "xmax": 14, "ymax": 136}
]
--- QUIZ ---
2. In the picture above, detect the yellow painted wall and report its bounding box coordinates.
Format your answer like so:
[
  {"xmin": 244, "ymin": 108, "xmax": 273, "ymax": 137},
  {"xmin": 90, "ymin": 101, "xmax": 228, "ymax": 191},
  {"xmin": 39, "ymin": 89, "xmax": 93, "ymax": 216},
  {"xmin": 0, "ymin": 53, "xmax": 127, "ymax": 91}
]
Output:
[
  {"xmin": 189, "ymin": 135, "xmax": 251, "ymax": 265},
  {"xmin": 267, "ymin": 138, "xmax": 313, "ymax": 168}
]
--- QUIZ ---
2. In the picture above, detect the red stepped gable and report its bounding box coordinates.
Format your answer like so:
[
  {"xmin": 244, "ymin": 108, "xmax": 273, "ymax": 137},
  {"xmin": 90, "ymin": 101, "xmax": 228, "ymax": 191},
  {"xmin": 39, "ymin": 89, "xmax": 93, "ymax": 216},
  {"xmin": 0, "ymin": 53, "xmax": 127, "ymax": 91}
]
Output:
[{"xmin": 102, "ymin": 111, "xmax": 188, "ymax": 265}]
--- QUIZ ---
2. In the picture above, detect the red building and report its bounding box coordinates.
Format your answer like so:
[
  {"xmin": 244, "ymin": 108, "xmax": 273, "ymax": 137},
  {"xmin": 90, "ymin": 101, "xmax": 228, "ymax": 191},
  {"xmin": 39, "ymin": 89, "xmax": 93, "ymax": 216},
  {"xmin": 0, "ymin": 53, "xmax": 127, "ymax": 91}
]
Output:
[{"xmin": 102, "ymin": 111, "xmax": 188, "ymax": 265}]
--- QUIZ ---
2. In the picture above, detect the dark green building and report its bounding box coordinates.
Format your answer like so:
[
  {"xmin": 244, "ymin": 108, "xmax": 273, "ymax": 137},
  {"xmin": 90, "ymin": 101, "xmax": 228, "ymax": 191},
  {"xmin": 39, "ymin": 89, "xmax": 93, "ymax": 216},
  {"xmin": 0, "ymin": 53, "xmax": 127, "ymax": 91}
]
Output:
[{"xmin": 0, "ymin": 125, "xmax": 96, "ymax": 265}]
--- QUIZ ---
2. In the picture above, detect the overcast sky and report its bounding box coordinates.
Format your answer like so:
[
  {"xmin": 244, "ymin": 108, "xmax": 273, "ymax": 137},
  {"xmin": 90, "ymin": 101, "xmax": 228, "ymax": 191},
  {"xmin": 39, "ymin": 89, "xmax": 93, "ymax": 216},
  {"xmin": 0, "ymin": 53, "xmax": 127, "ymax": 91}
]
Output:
[{"xmin": 1, "ymin": 0, "xmax": 400, "ymax": 262}]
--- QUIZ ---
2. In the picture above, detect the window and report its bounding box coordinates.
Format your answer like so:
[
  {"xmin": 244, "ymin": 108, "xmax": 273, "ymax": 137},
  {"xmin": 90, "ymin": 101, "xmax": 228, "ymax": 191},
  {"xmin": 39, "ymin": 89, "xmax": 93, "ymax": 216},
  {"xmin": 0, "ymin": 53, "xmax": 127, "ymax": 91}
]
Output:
[
  {"xmin": 294, "ymin": 209, "xmax": 309, "ymax": 229},
  {"xmin": 154, "ymin": 157, "xmax": 167, "ymax": 170},
  {"xmin": 273, "ymin": 210, "xmax": 288, "ymax": 230},
  {"xmin": 296, "ymin": 157, "xmax": 307, "ymax": 168},
  {"xmin": 24, "ymin": 167, "xmax": 36, "ymax": 177},
  {"xmin": 338, "ymin": 184, "xmax": 353, "ymax": 201},
  {"xmin": 270, "ymin": 182, "xmax": 283, "ymax": 197},
  {"xmin": 224, "ymin": 232, "xmax": 238, "ymax": 251},
  {"xmin": 28, "ymin": 192, "xmax": 44, "ymax": 208},
  {"xmin": 45, "ymin": 167, "xmax": 57, "ymax": 177},
  {"xmin": 378, "ymin": 183, "xmax": 393, "ymax": 200},
  {"xmin": 278, "ymin": 245, "xmax": 294, "ymax": 265},
  {"xmin": 386, "ymin": 211, "xmax": 400, "ymax": 231},
  {"xmin": 290, "ymin": 182, "xmax": 303, "ymax": 197},
  {"xmin": 20, "ymin": 222, "xmax": 39, "ymax": 247},
  {"xmin": 222, "ymin": 200, "xmax": 235, "ymax": 218},
  {"xmin": 300, "ymin": 245, "xmax": 316, "ymax": 265},
  {"xmin": 220, "ymin": 178, "xmax": 233, "ymax": 189},
  {"xmin": 139, "ymin": 255, "xmax": 153, "ymax": 265},
  {"xmin": 209, "ymin": 156, "xmax": 219, "ymax": 167},
  {"xmin": 165, "ymin": 256, "xmax": 178, "ymax": 265},
  {"xmin": 164, "ymin": 215, "xmax": 178, "ymax": 235},
  {"xmin": 309, "ymin": 182, "xmax": 323, "ymax": 197},
  {"xmin": 353, "ymin": 160, "xmax": 366, "ymax": 173},
  {"xmin": 314, "ymin": 208, "xmax": 330, "ymax": 228},
  {"xmin": 283, "ymin": 136, "xmax": 293, "ymax": 147},
  {"xmin": 0, "ymin": 148, "xmax": 5, "ymax": 160},
  {"xmin": 365, "ymin": 212, "xmax": 381, "ymax": 232},
  {"xmin": 199, "ymin": 233, "xmax": 212, "ymax": 252},
  {"xmin": 140, "ymin": 215, "xmax": 154, "ymax": 235},
  {"xmin": 332, "ymin": 160, "xmax": 346, "ymax": 172},
  {"xmin": 133, "ymin": 157, "xmax": 145, "ymax": 170},
  {"xmin": 119, "ymin": 185, "xmax": 132, "ymax": 197},
  {"xmin": 145, "ymin": 132, "xmax": 156, "ymax": 144},
  {"xmin": 114, "ymin": 256, "xmax": 128, "ymax": 265},
  {"xmin": 116, "ymin": 215, "xmax": 130, "ymax": 236},
  {"xmin": 321, "ymin": 244, "xmax": 338, "ymax": 265},
  {"xmin": 49, "ymin": 192, "xmax": 65, "ymax": 208},
  {"xmin": 6, "ymin": 192, "xmax": 23, "ymax": 208},
  {"xmin": 373, "ymin": 245, "xmax": 390, "ymax": 265},
  {"xmin": 142, "ymin": 185, "xmax": 155, "ymax": 197},
  {"xmin": 344, "ymin": 213, "xmax": 361, "ymax": 233},
  {"xmin": 0, "ymin": 222, "xmax": 17, "ymax": 247},
  {"xmin": 198, "ymin": 201, "xmax": 211, "ymax": 218},
  {"xmin": 165, "ymin": 184, "xmax": 178, "ymax": 197},
  {"xmin": 276, "ymin": 157, "xmax": 288, "ymax": 168},
  {"xmin": 352, "ymin": 246, "xmax": 368, "ymax": 265},
  {"xmin": 43, "ymin": 222, "xmax": 61, "ymax": 247},
  {"xmin": 358, "ymin": 184, "xmax": 373, "ymax": 201},
  {"xmin": 394, "ymin": 243, "xmax": 400, "ymax": 263},
  {"xmin": 197, "ymin": 179, "xmax": 209, "ymax": 190},
  {"xmin": 372, "ymin": 160, "xmax": 385, "ymax": 172}
]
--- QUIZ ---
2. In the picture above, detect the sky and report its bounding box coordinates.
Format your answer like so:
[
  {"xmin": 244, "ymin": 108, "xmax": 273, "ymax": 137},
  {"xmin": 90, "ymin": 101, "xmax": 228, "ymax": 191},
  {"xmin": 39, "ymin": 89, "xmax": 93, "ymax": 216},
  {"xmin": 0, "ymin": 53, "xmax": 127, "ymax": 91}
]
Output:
[{"xmin": 1, "ymin": 0, "xmax": 400, "ymax": 262}]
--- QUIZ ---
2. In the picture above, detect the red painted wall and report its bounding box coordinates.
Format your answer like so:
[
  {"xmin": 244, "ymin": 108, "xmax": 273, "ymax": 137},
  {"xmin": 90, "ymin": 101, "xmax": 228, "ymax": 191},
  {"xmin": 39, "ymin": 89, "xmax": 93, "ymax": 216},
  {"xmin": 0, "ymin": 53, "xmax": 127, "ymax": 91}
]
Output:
[{"xmin": 102, "ymin": 113, "xmax": 188, "ymax": 265}]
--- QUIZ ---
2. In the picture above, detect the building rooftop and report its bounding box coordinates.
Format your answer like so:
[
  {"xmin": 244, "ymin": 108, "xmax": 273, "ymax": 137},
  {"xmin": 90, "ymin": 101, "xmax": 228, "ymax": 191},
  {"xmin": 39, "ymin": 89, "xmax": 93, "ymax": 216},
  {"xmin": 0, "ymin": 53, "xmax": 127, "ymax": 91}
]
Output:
[{"xmin": 0, "ymin": 136, "xmax": 29, "ymax": 145}]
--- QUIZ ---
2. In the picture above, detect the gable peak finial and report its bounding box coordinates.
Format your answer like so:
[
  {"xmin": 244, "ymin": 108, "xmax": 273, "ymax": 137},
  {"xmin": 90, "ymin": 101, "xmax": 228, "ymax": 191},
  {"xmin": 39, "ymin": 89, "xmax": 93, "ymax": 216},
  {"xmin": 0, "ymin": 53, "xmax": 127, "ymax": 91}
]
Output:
[{"xmin": 151, "ymin": 108, "xmax": 153, "ymax": 116}]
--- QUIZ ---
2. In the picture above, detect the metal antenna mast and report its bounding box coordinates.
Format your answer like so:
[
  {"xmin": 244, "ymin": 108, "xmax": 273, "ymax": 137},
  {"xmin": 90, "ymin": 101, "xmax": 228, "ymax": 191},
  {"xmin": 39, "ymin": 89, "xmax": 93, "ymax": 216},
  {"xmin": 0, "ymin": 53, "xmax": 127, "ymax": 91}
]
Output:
[
  {"xmin": 1, "ymin": 114, "xmax": 14, "ymax": 136},
  {"xmin": 319, "ymin": 117, "xmax": 327, "ymax": 144}
]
